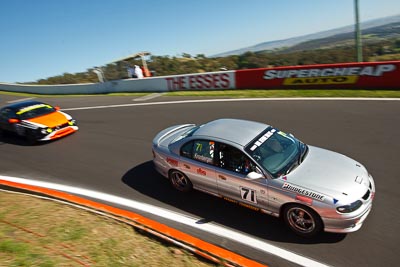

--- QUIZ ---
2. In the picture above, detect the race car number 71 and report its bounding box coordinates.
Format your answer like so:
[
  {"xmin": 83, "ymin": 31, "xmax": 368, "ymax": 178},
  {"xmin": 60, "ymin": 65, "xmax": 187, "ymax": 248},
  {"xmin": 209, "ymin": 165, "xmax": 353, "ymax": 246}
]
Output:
[{"xmin": 240, "ymin": 187, "xmax": 257, "ymax": 204}]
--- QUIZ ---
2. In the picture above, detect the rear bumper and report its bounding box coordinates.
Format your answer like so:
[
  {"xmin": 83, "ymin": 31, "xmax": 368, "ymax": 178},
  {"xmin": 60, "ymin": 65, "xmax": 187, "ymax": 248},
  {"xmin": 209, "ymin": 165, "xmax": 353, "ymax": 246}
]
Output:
[{"xmin": 152, "ymin": 155, "xmax": 169, "ymax": 178}]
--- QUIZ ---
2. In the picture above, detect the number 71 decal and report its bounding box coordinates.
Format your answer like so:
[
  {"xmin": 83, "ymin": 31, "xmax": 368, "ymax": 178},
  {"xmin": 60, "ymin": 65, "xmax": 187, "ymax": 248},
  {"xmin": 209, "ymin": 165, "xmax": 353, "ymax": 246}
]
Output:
[{"xmin": 240, "ymin": 187, "xmax": 257, "ymax": 204}]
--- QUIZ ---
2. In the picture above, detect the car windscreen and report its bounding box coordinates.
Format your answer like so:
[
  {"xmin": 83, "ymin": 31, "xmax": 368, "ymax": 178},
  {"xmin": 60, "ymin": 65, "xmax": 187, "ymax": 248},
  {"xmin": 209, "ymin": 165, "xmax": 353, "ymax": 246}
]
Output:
[
  {"xmin": 245, "ymin": 127, "xmax": 301, "ymax": 177},
  {"xmin": 16, "ymin": 104, "xmax": 55, "ymax": 120}
]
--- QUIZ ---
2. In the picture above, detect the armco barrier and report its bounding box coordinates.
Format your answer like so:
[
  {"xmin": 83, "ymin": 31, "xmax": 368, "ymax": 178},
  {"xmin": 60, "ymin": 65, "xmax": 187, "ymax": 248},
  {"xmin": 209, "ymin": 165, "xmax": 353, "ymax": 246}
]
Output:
[
  {"xmin": 235, "ymin": 61, "xmax": 400, "ymax": 90},
  {"xmin": 0, "ymin": 61, "xmax": 398, "ymax": 94},
  {"xmin": 0, "ymin": 82, "xmax": 100, "ymax": 94}
]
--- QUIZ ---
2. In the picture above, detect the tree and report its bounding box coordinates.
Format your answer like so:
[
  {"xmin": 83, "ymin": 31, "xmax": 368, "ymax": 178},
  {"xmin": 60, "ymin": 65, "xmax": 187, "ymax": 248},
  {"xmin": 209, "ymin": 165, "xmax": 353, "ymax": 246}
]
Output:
[
  {"xmin": 29, "ymin": 38, "xmax": 400, "ymax": 85},
  {"xmin": 394, "ymin": 39, "xmax": 400, "ymax": 49}
]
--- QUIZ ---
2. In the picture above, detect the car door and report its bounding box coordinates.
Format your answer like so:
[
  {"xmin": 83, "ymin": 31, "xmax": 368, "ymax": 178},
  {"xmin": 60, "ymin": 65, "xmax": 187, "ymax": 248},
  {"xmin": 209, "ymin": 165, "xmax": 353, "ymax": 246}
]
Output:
[
  {"xmin": 179, "ymin": 139, "xmax": 218, "ymax": 195},
  {"xmin": 215, "ymin": 143, "xmax": 268, "ymax": 209}
]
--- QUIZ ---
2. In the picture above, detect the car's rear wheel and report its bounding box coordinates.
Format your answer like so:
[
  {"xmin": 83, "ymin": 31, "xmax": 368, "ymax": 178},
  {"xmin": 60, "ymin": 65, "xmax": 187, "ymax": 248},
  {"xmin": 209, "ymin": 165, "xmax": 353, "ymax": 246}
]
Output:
[
  {"xmin": 169, "ymin": 170, "xmax": 193, "ymax": 192},
  {"xmin": 283, "ymin": 204, "xmax": 322, "ymax": 237}
]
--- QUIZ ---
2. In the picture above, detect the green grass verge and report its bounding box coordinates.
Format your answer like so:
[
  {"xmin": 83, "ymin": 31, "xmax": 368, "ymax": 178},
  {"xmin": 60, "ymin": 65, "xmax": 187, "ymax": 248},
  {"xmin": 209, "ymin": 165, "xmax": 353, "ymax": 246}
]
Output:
[
  {"xmin": 165, "ymin": 89, "xmax": 400, "ymax": 98},
  {"xmin": 0, "ymin": 90, "xmax": 148, "ymax": 98},
  {"xmin": 0, "ymin": 192, "xmax": 219, "ymax": 267}
]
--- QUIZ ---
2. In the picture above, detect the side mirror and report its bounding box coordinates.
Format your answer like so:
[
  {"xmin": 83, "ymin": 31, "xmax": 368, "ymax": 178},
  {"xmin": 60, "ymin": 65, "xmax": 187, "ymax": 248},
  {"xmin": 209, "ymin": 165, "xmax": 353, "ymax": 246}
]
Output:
[
  {"xmin": 54, "ymin": 106, "xmax": 60, "ymax": 111},
  {"xmin": 8, "ymin": 118, "xmax": 20, "ymax": 124},
  {"xmin": 246, "ymin": 171, "xmax": 264, "ymax": 180}
]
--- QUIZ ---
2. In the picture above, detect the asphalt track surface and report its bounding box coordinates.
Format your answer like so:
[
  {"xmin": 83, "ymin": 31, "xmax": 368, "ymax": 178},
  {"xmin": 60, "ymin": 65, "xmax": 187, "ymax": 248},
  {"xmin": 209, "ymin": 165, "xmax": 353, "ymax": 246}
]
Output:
[{"xmin": 0, "ymin": 94, "xmax": 399, "ymax": 267}]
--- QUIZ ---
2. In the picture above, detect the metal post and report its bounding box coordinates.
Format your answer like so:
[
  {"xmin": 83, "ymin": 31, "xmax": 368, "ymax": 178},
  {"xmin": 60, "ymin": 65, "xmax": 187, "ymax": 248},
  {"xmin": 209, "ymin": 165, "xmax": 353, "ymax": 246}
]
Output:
[
  {"xmin": 354, "ymin": 0, "xmax": 363, "ymax": 62},
  {"xmin": 139, "ymin": 52, "xmax": 151, "ymax": 77},
  {"xmin": 93, "ymin": 67, "xmax": 106, "ymax": 83}
]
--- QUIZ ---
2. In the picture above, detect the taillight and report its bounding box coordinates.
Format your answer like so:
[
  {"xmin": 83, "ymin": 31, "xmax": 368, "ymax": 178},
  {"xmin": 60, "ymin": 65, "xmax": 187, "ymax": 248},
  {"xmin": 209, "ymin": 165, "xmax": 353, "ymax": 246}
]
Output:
[{"xmin": 8, "ymin": 118, "xmax": 20, "ymax": 124}]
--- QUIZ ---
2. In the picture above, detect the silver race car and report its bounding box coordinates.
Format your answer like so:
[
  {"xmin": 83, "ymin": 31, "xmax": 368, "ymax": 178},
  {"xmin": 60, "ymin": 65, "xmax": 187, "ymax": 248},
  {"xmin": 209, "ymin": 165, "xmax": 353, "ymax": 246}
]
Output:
[{"xmin": 152, "ymin": 119, "xmax": 375, "ymax": 237}]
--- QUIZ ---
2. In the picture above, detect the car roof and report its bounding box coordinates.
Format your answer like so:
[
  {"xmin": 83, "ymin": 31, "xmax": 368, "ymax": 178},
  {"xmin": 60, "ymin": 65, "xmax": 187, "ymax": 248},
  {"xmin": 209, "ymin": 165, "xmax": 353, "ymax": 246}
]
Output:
[
  {"xmin": 193, "ymin": 118, "xmax": 270, "ymax": 146},
  {"xmin": 3, "ymin": 100, "xmax": 46, "ymax": 110}
]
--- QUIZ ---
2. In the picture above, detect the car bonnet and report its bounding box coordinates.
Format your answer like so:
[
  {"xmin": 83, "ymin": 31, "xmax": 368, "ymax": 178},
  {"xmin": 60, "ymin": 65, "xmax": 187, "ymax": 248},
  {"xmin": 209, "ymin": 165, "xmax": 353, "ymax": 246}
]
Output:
[
  {"xmin": 285, "ymin": 146, "xmax": 370, "ymax": 202},
  {"xmin": 25, "ymin": 111, "xmax": 68, "ymax": 128}
]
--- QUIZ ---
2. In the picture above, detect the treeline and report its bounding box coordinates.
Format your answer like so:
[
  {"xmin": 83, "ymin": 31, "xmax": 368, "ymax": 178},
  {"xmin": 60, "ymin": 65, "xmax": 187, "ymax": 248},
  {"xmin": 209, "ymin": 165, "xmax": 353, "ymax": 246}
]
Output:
[{"xmin": 32, "ymin": 38, "xmax": 400, "ymax": 85}]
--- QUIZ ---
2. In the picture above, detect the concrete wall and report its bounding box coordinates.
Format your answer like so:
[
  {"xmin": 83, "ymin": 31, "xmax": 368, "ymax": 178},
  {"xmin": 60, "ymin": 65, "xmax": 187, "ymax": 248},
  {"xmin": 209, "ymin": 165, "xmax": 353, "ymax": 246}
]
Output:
[
  {"xmin": 0, "ymin": 71, "xmax": 236, "ymax": 94},
  {"xmin": 1, "ymin": 61, "xmax": 399, "ymax": 94}
]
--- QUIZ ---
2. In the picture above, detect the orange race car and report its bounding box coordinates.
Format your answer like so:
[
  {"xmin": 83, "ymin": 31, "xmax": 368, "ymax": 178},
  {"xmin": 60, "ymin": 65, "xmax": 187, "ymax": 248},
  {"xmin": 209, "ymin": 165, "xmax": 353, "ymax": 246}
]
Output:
[{"xmin": 0, "ymin": 100, "xmax": 78, "ymax": 142}]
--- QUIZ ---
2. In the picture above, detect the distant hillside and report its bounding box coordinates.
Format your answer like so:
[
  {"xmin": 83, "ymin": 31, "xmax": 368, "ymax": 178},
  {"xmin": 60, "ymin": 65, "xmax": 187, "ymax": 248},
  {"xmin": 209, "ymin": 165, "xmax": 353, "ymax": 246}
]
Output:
[
  {"xmin": 275, "ymin": 21, "xmax": 400, "ymax": 53},
  {"xmin": 213, "ymin": 14, "xmax": 400, "ymax": 57}
]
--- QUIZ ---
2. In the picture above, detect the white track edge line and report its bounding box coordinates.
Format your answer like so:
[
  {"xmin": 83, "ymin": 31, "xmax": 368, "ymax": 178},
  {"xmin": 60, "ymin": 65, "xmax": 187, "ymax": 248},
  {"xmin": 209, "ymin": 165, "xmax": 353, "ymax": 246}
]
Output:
[{"xmin": 61, "ymin": 97, "xmax": 400, "ymax": 111}]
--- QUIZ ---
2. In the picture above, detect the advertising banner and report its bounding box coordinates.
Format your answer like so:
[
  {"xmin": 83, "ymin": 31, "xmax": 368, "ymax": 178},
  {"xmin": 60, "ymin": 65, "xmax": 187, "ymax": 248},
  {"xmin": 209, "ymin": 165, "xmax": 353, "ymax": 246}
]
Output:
[
  {"xmin": 163, "ymin": 71, "xmax": 236, "ymax": 91},
  {"xmin": 235, "ymin": 61, "xmax": 400, "ymax": 89}
]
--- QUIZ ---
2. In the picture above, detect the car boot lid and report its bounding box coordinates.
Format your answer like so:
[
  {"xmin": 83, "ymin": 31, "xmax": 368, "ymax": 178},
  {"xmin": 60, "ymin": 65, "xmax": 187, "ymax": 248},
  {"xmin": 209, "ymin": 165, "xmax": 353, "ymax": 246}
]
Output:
[{"xmin": 153, "ymin": 124, "xmax": 195, "ymax": 147}]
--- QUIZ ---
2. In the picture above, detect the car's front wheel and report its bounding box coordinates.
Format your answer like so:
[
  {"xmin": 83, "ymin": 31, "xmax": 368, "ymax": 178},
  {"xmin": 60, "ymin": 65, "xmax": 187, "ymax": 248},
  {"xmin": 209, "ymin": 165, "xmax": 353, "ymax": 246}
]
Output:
[
  {"xmin": 169, "ymin": 170, "xmax": 193, "ymax": 192},
  {"xmin": 283, "ymin": 204, "xmax": 322, "ymax": 237}
]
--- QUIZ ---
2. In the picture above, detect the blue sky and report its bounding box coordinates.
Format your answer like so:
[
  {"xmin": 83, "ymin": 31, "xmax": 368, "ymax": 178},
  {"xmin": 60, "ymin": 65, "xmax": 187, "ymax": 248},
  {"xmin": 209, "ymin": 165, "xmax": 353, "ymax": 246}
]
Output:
[{"xmin": 1, "ymin": 0, "xmax": 399, "ymax": 83}]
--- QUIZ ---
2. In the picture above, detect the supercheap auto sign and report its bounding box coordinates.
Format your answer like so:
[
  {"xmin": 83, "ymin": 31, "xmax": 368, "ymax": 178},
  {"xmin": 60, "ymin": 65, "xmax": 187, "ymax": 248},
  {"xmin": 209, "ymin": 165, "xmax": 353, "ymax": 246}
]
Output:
[{"xmin": 235, "ymin": 61, "xmax": 400, "ymax": 89}]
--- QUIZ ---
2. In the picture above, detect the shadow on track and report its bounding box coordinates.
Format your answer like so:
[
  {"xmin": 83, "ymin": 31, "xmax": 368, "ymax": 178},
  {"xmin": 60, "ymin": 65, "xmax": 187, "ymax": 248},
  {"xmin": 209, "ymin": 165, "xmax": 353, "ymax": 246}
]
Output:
[
  {"xmin": 122, "ymin": 161, "xmax": 346, "ymax": 244},
  {"xmin": 0, "ymin": 131, "xmax": 36, "ymax": 146},
  {"xmin": 0, "ymin": 131, "xmax": 67, "ymax": 146}
]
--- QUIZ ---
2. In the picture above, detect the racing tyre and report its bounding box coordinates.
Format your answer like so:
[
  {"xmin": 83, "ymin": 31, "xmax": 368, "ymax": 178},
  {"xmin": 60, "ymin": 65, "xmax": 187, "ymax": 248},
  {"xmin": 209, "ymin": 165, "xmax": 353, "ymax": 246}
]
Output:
[
  {"xmin": 283, "ymin": 204, "xmax": 322, "ymax": 237},
  {"xmin": 169, "ymin": 170, "xmax": 193, "ymax": 192}
]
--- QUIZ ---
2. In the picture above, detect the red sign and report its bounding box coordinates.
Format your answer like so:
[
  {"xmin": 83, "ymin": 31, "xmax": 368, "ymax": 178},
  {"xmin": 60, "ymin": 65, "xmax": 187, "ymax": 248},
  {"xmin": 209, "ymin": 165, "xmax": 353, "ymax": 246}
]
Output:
[{"xmin": 235, "ymin": 61, "xmax": 400, "ymax": 89}]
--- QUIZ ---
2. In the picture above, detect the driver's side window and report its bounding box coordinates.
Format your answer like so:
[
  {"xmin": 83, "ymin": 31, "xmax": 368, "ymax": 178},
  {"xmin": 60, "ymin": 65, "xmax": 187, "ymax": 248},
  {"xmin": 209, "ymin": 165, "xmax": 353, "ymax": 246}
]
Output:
[{"xmin": 217, "ymin": 143, "xmax": 256, "ymax": 175}]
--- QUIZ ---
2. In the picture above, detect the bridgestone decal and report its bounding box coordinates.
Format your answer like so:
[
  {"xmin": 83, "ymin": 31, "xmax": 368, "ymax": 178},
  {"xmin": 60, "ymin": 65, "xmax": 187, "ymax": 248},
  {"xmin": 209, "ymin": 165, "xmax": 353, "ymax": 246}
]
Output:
[{"xmin": 282, "ymin": 182, "xmax": 325, "ymax": 201}]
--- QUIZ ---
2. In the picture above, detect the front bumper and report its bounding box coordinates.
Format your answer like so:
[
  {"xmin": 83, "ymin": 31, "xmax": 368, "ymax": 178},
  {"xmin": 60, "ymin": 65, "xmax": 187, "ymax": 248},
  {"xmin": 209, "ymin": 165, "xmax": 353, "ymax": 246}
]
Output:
[
  {"xmin": 323, "ymin": 202, "xmax": 372, "ymax": 233},
  {"xmin": 38, "ymin": 126, "xmax": 78, "ymax": 141}
]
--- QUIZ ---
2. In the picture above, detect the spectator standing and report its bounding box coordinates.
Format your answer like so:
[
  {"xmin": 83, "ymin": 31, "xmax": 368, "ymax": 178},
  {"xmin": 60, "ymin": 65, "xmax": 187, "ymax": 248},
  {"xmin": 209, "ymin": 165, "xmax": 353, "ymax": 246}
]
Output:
[{"xmin": 134, "ymin": 65, "xmax": 144, "ymax": 79}]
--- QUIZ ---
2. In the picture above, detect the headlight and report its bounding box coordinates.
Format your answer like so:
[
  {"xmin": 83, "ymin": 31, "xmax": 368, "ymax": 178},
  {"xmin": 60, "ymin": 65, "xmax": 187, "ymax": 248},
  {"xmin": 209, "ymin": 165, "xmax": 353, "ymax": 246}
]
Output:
[
  {"xmin": 337, "ymin": 200, "xmax": 362, "ymax": 213},
  {"xmin": 41, "ymin": 128, "xmax": 53, "ymax": 134}
]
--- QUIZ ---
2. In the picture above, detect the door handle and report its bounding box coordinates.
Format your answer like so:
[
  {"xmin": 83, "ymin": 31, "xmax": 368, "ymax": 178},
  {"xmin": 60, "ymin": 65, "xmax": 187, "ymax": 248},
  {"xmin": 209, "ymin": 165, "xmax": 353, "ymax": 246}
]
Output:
[{"xmin": 218, "ymin": 175, "xmax": 226, "ymax": 180}]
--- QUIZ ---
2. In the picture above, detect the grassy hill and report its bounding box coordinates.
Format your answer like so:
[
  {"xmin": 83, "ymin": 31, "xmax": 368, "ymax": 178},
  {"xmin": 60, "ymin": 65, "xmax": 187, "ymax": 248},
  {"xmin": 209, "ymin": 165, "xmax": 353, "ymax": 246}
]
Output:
[{"xmin": 278, "ymin": 22, "xmax": 400, "ymax": 53}]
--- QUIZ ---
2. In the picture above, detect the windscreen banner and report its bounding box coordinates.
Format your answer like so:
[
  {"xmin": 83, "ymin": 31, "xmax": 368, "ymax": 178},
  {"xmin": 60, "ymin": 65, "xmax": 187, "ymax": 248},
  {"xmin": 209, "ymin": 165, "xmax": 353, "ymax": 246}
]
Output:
[{"xmin": 235, "ymin": 61, "xmax": 400, "ymax": 90}]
